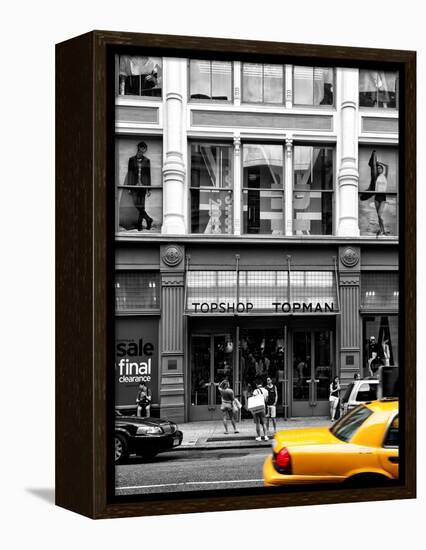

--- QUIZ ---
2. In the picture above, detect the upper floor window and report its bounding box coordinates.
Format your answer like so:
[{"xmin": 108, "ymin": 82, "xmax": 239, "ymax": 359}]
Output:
[
  {"xmin": 190, "ymin": 143, "xmax": 233, "ymax": 234},
  {"xmin": 293, "ymin": 146, "xmax": 334, "ymax": 235},
  {"xmin": 358, "ymin": 146, "xmax": 398, "ymax": 236},
  {"xmin": 293, "ymin": 66, "xmax": 334, "ymax": 106},
  {"xmin": 115, "ymin": 271, "xmax": 160, "ymax": 312},
  {"xmin": 242, "ymin": 63, "xmax": 284, "ymax": 104},
  {"xmin": 116, "ymin": 137, "xmax": 163, "ymax": 233},
  {"xmin": 359, "ymin": 70, "xmax": 398, "ymax": 108},
  {"xmin": 189, "ymin": 60, "xmax": 232, "ymax": 101},
  {"xmin": 242, "ymin": 144, "xmax": 284, "ymax": 235},
  {"xmin": 118, "ymin": 56, "xmax": 162, "ymax": 97}
]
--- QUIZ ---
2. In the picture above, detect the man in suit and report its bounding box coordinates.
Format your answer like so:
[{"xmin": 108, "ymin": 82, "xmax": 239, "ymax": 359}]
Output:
[{"xmin": 127, "ymin": 141, "xmax": 153, "ymax": 231}]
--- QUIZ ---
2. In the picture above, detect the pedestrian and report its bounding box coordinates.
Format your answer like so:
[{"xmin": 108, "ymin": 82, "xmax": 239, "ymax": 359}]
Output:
[
  {"xmin": 250, "ymin": 377, "xmax": 269, "ymax": 441},
  {"xmin": 136, "ymin": 382, "xmax": 152, "ymax": 417},
  {"xmin": 218, "ymin": 380, "xmax": 239, "ymax": 434},
  {"xmin": 265, "ymin": 376, "xmax": 278, "ymax": 434},
  {"xmin": 353, "ymin": 373, "xmax": 361, "ymax": 380},
  {"xmin": 329, "ymin": 376, "xmax": 340, "ymax": 421}
]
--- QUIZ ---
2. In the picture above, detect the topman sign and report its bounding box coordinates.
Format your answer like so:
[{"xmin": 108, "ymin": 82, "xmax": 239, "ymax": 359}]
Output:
[{"xmin": 190, "ymin": 301, "xmax": 336, "ymax": 314}]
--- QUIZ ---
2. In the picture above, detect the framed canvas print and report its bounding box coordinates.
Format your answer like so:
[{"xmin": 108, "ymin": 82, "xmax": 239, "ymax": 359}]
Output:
[{"xmin": 55, "ymin": 31, "xmax": 416, "ymax": 519}]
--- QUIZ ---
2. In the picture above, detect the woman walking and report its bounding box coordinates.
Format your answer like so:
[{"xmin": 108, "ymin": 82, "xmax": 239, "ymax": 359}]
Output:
[
  {"xmin": 218, "ymin": 380, "xmax": 238, "ymax": 434},
  {"xmin": 329, "ymin": 376, "xmax": 340, "ymax": 421}
]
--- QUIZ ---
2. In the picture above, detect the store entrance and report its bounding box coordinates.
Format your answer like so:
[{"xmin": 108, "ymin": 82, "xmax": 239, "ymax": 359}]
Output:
[
  {"xmin": 189, "ymin": 333, "xmax": 234, "ymax": 421},
  {"xmin": 291, "ymin": 330, "xmax": 333, "ymax": 417}
]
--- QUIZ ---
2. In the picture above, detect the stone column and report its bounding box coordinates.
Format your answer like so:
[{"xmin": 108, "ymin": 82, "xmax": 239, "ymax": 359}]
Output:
[
  {"xmin": 233, "ymin": 133, "xmax": 242, "ymax": 235},
  {"xmin": 159, "ymin": 244, "xmax": 185, "ymax": 422},
  {"xmin": 338, "ymin": 246, "xmax": 361, "ymax": 386},
  {"xmin": 285, "ymin": 137, "xmax": 293, "ymax": 236},
  {"xmin": 162, "ymin": 58, "xmax": 186, "ymax": 234},
  {"xmin": 337, "ymin": 68, "xmax": 360, "ymax": 237}
]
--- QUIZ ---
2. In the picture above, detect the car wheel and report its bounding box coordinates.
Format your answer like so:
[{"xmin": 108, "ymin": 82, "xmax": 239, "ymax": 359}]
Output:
[
  {"xmin": 345, "ymin": 473, "xmax": 392, "ymax": 487},
  {"xmin": 115, "ymin": 433, "xmax": 128, "ymax": 464},
  {"xmin": 141, "ymin": 451, "xmax": 158, "ymax": 461}
]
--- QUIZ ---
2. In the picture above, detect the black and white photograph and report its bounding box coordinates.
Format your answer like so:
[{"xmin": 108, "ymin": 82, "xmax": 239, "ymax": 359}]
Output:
[{"xmin": 113, "ymin": 54, "xmax": 402, "ymax": 496}]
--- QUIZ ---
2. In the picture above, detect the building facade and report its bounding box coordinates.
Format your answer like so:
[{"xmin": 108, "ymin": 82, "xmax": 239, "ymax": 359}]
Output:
[{"xmin": 114, "ymin": 56, "xmax": 399, "ymax": 422}]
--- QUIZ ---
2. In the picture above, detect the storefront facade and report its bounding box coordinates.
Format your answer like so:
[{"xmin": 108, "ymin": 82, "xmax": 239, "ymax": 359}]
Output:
[{"xmin": 114, "ymin": 56, "xmax": 399, "ymax": 422}]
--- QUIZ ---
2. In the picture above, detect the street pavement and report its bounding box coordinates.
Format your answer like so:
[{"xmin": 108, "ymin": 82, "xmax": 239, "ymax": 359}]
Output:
[
  {"xmin": 115, "ymin": 447, "xmax": 270, "ymax": 495},
  {"xmin": 115, "ymin": 417, "xmax": 332, "ymax": 495}
]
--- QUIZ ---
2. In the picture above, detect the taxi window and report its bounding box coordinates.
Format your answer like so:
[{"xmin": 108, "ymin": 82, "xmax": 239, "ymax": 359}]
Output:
[
  {"xmin": 330, "ymin": 405, "xmax": 373, "ymax": 442},
  {"xmin": 384, "ymin": 415, "xmax": 399, "ymax": 447},
  {"xmin": 356, "ymin": 383, "xmax": 377, "ymax": 402}
]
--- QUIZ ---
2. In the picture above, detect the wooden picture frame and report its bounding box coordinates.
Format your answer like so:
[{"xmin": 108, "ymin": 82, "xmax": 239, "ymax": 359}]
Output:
[{"xmin": 56, "ymin": 30, "xmax": 416, "ymax": 519}]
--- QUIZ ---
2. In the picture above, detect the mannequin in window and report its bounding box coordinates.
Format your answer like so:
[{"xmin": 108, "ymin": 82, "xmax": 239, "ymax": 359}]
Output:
[{"xmin": 127, "ymin": 141, "xmax": 153, "ymax": 231}]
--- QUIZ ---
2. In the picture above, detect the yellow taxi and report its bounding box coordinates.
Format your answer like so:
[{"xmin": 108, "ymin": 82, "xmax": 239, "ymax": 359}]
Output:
[{"xmin": 263, "ymin": 399, "xmax": 398, "ymax": 486}]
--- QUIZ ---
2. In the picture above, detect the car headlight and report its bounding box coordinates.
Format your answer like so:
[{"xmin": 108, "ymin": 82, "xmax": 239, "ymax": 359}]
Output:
[{"xmin": 136, "ymin": 426, "xmax": 163, "ymax": 435}]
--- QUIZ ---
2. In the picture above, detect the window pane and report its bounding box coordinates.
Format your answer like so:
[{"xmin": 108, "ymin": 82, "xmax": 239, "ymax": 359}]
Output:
[
  {"xmin": 359, "ymin": 70, "xmax": 398, "ymax": 108},
  {"xmin": 313, "ymin": 67, "xmax": 333, "ymax": 105},
  {"xmin": 190, "ymin": 60, "xmax": 211, "ymax": 99},
  {"xmin": 294, "ymin": 66, "xmax": 314, "ymax": 105},
  {"xmin": 359, "ymin": 70, "xmax": 378, "ymax": 107},
  {"xmin": 377, "ymin": 71, "xmax": 397, "ymax": 108},
  {"xmin": 293, "ymin": 191, "xmax": 333, "ymax": 235},
  {"xmin": 293, "ymin": 146, "xmax": 334, "ymax": 235},
  {"xmin": 361, "ymin": 273, "xmax": 399, "ymax": 309},
  {"xmin": 119, "ymin": 56, "xmax": 162, "ymax": 97},
  {"xmin": 243, "ymin": 144, "xmax": 283, "ymax": 189},
  {"xmin": 358, "ymin": 147, "xmax": 398, "ymax": 236},
  {"xmin": 291, "ymin": 271, "xmax": 337, "ymax": 307},
  {"xmin": 264, "ymin": 64, "xmax": 283, "ymax": 103},
  {"xmin": 243, "ymin": 189, "xmax": 284, "ymax": 235},
  {"xmin": 362, "ymin": 314, "xmax": 399, "ymax": 377},
  {"xmin": 115, "ymin": 272, "xmax": 160, "ymax": 311},
  {"xmin": 190, "ymin": 143, "xmax": 232, "ymax": 188},
  {"xmin": 242, "ymin": 63, "xmax": 263, "ymax": 102},
  {"xmin": 190, "ymin": 143, "xmax": 233, "ymax": 234},
  {"xmin": 191, "ymin": 189, "xmax": 233, "ymax": 234},
  {"xmin": 211, "ymin": 61, "xmax": 232, "ymax": 100},
  {"xmin": 116, "ymin": 137, "xmax": 163, "ymax": 232}
]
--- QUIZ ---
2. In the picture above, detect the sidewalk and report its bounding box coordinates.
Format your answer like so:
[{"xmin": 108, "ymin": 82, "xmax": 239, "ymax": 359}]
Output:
[{"xmin": 178, "ymin": 417, "xmax": 331, "ymax": 450}]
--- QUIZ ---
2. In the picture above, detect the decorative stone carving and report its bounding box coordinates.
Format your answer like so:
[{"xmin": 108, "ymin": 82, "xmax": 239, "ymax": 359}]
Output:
[
  {"xmin": 162, "ymin": 245, "xmax": 183, "ymax": 267},
  {"xmin": 340, "ymin": 247, "xmax": 360, "ymax": 268}
]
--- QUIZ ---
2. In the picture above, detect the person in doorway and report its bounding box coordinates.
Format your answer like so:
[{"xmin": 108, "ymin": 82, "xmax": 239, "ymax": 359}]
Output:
[
  {"xmin": 251, "ymin": 378, "xmax": 269, "ymax": 441},
  {"xmin": 136, "ymin": 383, "xmax": 152, "ymax": 418},
  {"xmin": 127, "ymin": 141, "xmax": 153, "ymax": 231},
  {"xmin": 329, "ymin": 376, "xmax": 340, "ymax": 421},
  {"xmin": 218, "ymin": 380, "xmax": 238, "ymax": 434},
  {"xmin": 265, "ymin": 377, "xmax": 278, "ymax": 434}
]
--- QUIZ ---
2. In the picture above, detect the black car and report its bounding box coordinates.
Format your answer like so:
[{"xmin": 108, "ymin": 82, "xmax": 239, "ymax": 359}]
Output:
[{"xmin": 115, "ymin": 412, "xmax": 183, "ymax": 464}]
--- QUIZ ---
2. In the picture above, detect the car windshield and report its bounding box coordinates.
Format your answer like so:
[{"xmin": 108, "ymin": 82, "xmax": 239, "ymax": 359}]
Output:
[{"xmin": 330, "ymin": 405, "xmax": 373, "ymax": 442}]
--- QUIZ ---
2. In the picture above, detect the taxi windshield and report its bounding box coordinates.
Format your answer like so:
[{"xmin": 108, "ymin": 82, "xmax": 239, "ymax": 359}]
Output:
[{"xmin": 330, "ymin": 405, "xmax": 373, "ymax": 442}]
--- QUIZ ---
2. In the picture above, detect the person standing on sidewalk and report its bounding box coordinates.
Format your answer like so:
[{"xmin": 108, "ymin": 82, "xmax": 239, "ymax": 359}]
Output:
[
  {"xmin": 218, "ymin": 380, "xmax": 239, "ymax": 434},
  {"xmin": 265, "ymin": 377, "xmax": 278, "ymax": 434},
  {"xmin": 329, "ymin": 376, "xmax": 340, "ymax": 421},
  {"xmin": 251, "ymin": 378, "xmax": 269, "ymax": 441}
]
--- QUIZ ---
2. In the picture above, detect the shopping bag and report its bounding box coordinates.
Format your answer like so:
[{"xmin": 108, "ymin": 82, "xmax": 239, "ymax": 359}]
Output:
[
  {"xmin": 233, "ymin": 398, "xmax": 242, "ymax": 413},
  {"xmin": 247, "ymin": 393, "xmax": 265, "ymax": 413}
]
